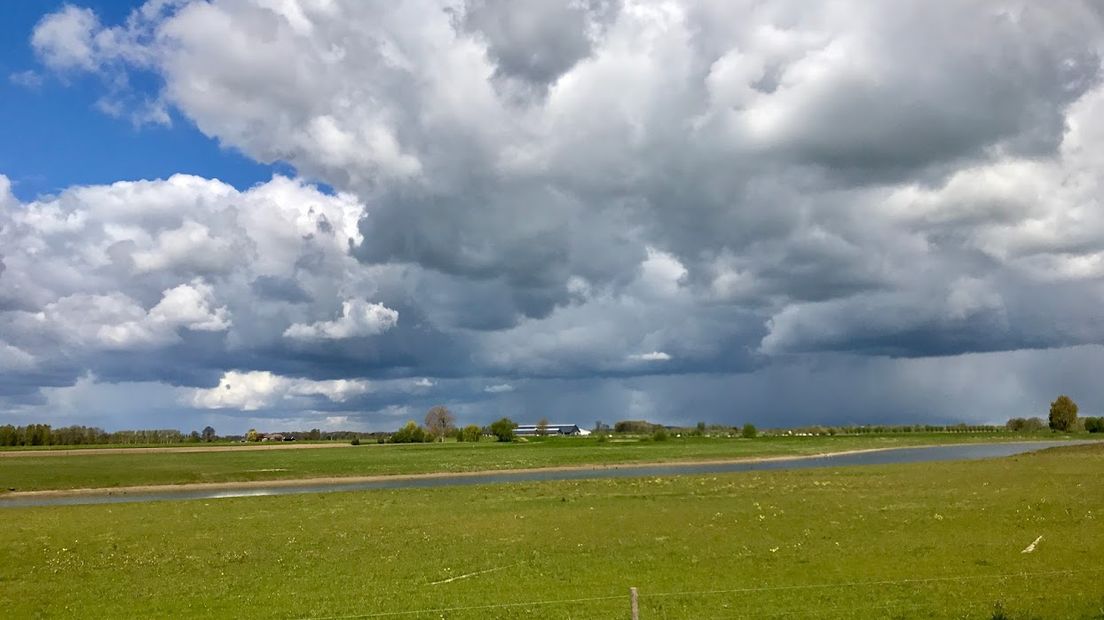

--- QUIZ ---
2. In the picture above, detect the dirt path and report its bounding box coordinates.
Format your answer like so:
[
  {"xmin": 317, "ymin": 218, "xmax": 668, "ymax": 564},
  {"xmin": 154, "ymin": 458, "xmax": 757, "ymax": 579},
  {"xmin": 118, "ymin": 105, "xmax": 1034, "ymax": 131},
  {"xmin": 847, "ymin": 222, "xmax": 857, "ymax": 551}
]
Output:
[{"xmin": 0, "ymin": 442, "xmax": 357, "ymax": 457}]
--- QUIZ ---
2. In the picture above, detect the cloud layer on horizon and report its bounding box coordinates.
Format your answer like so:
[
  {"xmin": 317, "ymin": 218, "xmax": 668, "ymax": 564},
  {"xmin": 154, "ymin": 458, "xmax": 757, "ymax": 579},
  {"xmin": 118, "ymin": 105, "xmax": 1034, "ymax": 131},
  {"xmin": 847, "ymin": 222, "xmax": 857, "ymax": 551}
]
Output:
[{"xmin": 4, "ymin": 0, "xmax": 1104, "ymax": 430}]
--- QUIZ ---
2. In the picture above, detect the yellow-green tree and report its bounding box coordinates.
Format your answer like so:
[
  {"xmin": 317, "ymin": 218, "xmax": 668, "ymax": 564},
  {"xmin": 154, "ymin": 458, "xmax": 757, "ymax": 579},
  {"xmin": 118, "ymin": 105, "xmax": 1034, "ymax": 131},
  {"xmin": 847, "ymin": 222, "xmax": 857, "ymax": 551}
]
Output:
[
  {"xmin": 459, "ymin": 424, "xmax": 482, "ymax": 442},
  {"xmin": 1048, "ymin": 395, "xmax": 1078, "ymax": 431}
]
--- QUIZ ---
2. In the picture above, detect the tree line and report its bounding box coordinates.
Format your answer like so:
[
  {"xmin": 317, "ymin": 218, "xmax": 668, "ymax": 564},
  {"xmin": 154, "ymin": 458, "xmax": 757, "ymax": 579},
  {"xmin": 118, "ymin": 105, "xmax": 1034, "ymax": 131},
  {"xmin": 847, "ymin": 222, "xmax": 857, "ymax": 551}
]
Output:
[
  {"xmin": 381, "ymin": 407, "xmax": 517, "ymax": 444},
  {"xmin": 5, "ymin": 394, "xmax": 1100, "ymax": 448},
  {"xmin": 0, "ymin": 424, "xmax": 219, "ymax": 447}
]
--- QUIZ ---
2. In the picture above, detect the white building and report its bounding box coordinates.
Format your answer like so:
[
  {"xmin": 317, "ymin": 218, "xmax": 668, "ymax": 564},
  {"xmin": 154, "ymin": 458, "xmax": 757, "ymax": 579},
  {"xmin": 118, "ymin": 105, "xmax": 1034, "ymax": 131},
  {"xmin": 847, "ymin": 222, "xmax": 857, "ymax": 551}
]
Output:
[{"xmin": 514, "ymin": 424, "xmax": 591, "ymax": 436}]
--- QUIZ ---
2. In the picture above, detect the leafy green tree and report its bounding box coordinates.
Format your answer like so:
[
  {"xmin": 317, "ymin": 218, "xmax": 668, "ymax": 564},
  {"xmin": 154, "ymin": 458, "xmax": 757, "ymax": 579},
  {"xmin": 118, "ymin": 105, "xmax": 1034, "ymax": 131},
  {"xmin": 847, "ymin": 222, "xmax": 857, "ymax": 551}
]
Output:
[
  {"xmin": 245, "ymin": 428, "xmax": 260, "ymax": 442},
  {"xmin": 1084, "ymin": 417, "xmax": 1104, "ymax": 433},
  {"xmin": 459, "ymin": 424, "xmax": 482, "ymax": 442},
  {"xmin": 201, "ymin": 426, "xmax": 217, "ymax": 442},
  {"xmin": 188, "ymin": 430, "xmax": 201, "ymax": 442},
  {"xmin": 29, "ymin": 424, "xmax": 52, "ymax": 445},
  {"xmin": 741, "ymin": 423, "xmax": 758, "ymax": 438},
  {"xmin": 490, "ymin": 417, "xmax": 517, "ymax": 442},
  {"xmin": 1048, "ymin": 395, "xmax": 1078, "ymax": 431},
  {"xmin": 424, "ymin": 406, "xmax": 456, "ymax": 441}
]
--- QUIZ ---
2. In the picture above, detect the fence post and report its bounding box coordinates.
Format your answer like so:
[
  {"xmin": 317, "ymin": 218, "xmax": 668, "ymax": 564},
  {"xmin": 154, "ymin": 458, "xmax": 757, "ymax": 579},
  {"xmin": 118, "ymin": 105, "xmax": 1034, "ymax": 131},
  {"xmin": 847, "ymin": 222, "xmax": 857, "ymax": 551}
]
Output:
[{"xmin": 630, "ymin": 586, "xmax": 639, "ymax": 620}]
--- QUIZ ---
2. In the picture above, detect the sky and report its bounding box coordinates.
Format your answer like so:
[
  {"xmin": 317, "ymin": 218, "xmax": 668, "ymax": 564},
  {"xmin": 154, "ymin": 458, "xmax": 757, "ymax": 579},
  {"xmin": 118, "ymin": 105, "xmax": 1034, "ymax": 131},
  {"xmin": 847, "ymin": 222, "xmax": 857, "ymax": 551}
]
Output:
[{"xmin": 1, "ymin": 1, "xmax": 1104, "ymax": 434}]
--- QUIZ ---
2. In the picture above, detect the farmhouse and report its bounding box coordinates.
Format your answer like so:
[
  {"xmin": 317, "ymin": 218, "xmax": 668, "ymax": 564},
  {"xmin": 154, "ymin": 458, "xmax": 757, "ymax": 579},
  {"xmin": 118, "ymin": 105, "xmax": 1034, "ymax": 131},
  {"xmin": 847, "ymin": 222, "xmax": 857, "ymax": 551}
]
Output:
[{"xmin": 514, "ymin": 423, "xmax": 590, "ymax": 436}]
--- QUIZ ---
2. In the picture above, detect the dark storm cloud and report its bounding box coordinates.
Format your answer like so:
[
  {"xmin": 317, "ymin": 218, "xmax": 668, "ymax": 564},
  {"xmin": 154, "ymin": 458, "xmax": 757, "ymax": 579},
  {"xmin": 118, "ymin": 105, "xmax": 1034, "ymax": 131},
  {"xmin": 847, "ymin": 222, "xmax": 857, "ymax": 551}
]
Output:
[
  {"xmin": 250, "ymin": 276, "xmax": 312, "ymax": 303},
  {"xmin": 461, "ymin": 0, "xmax": 620, "ymax": 98}
]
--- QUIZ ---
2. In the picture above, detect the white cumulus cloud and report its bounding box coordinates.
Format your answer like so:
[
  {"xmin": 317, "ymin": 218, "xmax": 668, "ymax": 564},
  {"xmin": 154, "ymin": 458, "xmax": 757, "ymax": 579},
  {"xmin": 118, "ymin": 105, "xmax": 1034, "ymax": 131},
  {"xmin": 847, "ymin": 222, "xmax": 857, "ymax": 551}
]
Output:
[
  {"xmin": 284, "ymin": 299, "xmax": 398, "ymax": 341},
  {"xmin": 190, "ymin": 370, "xmax": 371, "ymax": 410},
  {"xmin": 628, "ymin": 351, "xmax": 672, "ymax": 362}
]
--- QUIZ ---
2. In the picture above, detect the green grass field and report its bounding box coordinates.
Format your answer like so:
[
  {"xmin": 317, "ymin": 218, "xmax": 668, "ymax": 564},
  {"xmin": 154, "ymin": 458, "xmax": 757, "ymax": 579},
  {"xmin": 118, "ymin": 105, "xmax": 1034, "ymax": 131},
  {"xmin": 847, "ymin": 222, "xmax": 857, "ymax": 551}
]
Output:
[
  {"xmin": 1, "ymin": 443, "xmax": 1101, "ymax": 618},
  {"xmin": 0, "ymin": 432, "xmax": 1087, "ymax": 492}
]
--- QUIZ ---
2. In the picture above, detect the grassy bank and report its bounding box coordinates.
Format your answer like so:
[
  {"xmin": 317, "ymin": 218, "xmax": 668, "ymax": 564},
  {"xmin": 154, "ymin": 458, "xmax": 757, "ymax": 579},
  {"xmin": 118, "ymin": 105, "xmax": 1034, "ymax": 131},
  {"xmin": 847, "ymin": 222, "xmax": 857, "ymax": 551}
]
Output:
[
  {"xmin": 1, "ymin": 432, "xmax": 1091, "ymax": 493},
  {"xmin": 1, "ymin": 444, "xmax": 1101, "ymax": 618}
]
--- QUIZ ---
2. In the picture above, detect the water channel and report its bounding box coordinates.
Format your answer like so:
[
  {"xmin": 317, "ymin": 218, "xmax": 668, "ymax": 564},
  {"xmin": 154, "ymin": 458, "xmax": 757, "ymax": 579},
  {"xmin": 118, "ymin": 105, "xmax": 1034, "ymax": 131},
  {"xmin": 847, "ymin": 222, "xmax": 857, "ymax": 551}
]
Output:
[{"xmin": 0, "ymin": 440, "xmax": 1090, "ymax": 508}]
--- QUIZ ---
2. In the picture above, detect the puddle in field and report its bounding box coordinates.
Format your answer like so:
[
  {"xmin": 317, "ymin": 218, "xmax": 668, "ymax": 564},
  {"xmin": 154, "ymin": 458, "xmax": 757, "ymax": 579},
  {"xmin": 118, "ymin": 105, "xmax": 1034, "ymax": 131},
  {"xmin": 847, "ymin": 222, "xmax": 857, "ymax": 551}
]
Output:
[{"xmin": 0, "ymin": 441, "xmax": 1092, "ymax": 508}]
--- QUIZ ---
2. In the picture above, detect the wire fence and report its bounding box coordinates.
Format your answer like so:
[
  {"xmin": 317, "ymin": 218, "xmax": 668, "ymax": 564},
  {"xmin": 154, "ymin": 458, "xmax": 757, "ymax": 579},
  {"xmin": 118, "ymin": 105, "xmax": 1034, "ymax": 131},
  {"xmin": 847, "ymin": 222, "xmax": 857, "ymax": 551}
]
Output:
[{"xmin": 300, "ymin": 566, "xmax": 1104, "ymax": 619}]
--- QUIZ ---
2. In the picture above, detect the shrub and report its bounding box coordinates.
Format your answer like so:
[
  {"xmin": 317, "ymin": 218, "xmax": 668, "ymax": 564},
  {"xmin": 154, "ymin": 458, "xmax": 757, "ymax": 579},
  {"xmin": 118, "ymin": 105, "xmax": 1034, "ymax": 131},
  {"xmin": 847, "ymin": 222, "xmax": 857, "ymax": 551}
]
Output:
[
  {"xmin": 390, "ymin": 421, "xmax": 428, "ymax": 443},
  {"xmin": 459, "ymin": 424, "xmax": 482, "ymax": 442},
  {"xmin": 613, "ymin": 420, "xmax": 666, "ymax": 434},
  {"xmin": 1049, "ymin": 395, "xmax": 1079, "ymax": 431},
  {"xmin": 595, "ymin": 433, "xmax": 608, "ymax": 444},
  {"xmin": 1007, "ymin": 417, "xmax": 1045, "ymax": 432},
  {"xmin": 742, "ymin": 423, "xmax": 758, "ymax": 439},
  {"xmin": 652, "ymin": 428, "xmax": 669, "ymax": 442},
  {"xmin": 350, "ymin": 437, "xmax": 360, "ymax": 446},
  {"xmin": 489, "ymin": 417, "xmax": 517, "ymax": 442},
  {"xmin": 1084, "ymin": 417, "xmax": 1104, "ymax": 433}
]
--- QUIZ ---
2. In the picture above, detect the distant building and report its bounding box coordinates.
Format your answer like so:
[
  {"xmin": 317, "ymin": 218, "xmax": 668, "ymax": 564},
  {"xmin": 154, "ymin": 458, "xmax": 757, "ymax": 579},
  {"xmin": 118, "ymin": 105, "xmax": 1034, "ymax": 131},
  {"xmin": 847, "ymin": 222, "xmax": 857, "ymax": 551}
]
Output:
[{"xmin": 514, "ymin": 424, "xmax": 591, "ymax": 436}]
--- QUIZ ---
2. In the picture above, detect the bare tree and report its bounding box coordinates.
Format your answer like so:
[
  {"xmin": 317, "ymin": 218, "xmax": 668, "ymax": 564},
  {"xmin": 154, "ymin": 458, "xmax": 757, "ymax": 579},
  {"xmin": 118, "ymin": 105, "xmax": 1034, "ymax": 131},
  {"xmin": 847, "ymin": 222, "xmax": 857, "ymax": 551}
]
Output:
[
  {"xmin": 424, "ymin": 406, "xmax": 456, "ymax": 441},
  {"xmin": 536, "ymin": 417, "xmax": 550, "ymax": 436}
]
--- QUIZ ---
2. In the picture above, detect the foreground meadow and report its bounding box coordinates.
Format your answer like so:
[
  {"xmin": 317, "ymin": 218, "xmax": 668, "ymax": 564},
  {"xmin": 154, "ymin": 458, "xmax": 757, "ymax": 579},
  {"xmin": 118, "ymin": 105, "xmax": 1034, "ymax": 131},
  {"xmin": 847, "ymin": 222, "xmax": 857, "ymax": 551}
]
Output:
[
  {"xmin": 0, "ymin": 432, "xmax": 1086, "ymax": 492},
  {"xmin": 1, "ymin": 444, "xmax": 1101, "ymax": 618}
]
